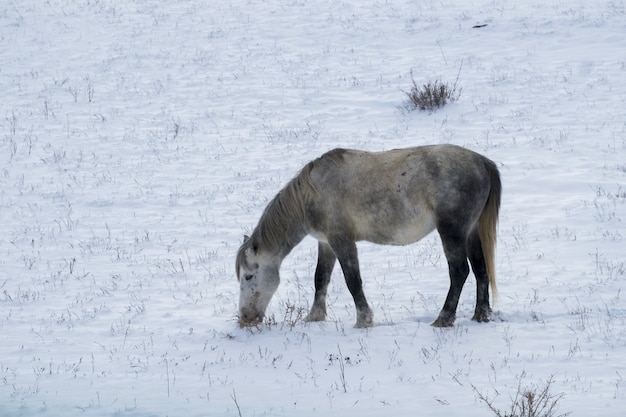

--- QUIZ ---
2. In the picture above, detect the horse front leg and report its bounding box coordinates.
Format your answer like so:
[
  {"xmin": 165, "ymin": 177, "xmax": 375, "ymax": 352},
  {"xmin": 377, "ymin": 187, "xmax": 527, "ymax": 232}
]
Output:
[
  {"xmin": 304, "ymin": 242, "xmax": 336, "ymax": 322},
  {"xmin": 432, "ymin": 233, "xmax": 470, "ymax": 327},
  {"xmin": 330, "ymin": 238, "xmax": 374, "ymax": 328}
]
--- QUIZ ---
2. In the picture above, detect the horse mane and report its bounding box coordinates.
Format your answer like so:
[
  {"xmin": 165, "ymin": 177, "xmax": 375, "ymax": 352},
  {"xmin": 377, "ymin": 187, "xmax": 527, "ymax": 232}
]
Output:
[
  {"xmin": 258, "ymin": 162, "xmax": 319, "ymax": 246},
  {"xmin": 236, "ymin": 159, "xmax": 322, "ymax": 279}
]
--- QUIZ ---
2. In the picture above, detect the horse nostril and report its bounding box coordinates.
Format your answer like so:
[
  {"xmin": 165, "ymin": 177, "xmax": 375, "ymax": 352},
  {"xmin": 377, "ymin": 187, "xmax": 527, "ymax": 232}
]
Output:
[{"xmin": 239, "ymin": 308, "xmax": 263, "ymax": 326}]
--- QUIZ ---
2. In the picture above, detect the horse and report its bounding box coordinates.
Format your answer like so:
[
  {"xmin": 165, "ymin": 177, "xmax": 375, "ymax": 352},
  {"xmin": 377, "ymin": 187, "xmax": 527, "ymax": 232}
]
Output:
[{"xmin": 236, "ymin": 144, "xmax": 501, "ymax": 328}]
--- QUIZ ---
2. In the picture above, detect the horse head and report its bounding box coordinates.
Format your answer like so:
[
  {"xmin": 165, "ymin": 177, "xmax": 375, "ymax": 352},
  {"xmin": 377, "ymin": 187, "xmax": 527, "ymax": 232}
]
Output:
[{"xmin": 236, "ymin": 235, "xmax": 281, "ymax": 326}]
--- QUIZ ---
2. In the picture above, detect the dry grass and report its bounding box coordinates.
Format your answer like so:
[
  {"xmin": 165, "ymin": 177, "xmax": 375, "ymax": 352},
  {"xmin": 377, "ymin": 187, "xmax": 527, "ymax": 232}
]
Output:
[
  {"xmin": 403, "ymin": 64, "xmax": 462, "ymax": 112},
  {"xmin": 473, "ymin": 376, "xmax": 571, "ymax": 417}
]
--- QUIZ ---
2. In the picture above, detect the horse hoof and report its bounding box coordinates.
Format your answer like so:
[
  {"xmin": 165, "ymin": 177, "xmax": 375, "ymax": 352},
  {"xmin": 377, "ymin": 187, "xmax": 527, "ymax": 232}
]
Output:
[
  {"xmin": 472, "ymin": 306, "xmax": 492, "ymax": 323},
  {"xmin": 354, "ymin": 310, "xmax": 374, "ymax": 328},
  {"xmin": 304, "ymin": 305, "xmax": 326, "ymax": 322},
  {"xmin": 354, "ymin": 320, "xmax": 374, "ymax": 328},
  {"xmin": 304, "ymin": 313, "xmax": 325, "ymax": 322},
  {"xmin": 471, "ymin": 313, "xmax": 491, "ymax": 323},
  {"xmin": 431, "ymin": 315, "xmax": 455, "ymax": 327}
]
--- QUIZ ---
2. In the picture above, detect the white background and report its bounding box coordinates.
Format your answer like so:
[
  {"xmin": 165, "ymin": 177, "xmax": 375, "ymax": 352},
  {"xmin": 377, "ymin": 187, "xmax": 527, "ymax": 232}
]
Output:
[{"xmin": 1, "ymin": 1, "xmax": 624, "ymax": 415}]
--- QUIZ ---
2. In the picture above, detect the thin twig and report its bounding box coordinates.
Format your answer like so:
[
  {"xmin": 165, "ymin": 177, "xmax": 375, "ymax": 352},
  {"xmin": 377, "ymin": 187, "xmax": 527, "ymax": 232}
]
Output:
[
  {"xmin": 164, "ymin": 357, "xmax": 170, "ymax": 398},
  {"xmin": 337, "ymin": 344, "xmax": 347, "ymax": 393},
  {"xmin": 231, "ymin": 389, "xmax": 243, "ymax": 417},
  {"xmin": 452, "ymin": 58, "xmax": 464, "ymax": 93},
  {"xmin": 437, "ymin": 40, "xmax": 448, "ymax": 65}
]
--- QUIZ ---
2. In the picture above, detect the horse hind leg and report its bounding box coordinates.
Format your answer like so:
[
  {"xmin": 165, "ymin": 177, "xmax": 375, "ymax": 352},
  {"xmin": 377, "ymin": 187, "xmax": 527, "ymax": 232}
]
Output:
[
  {"xmin": 432, "ymin": 231, "xmax": 470, "ymax": 327},
  {"xmin": 304, "ymin": 242, "xmax": 336, "ymax": 323},
  {"xmin": 467, "ymin": 229, "xmax": 492, "ymax": 323}
]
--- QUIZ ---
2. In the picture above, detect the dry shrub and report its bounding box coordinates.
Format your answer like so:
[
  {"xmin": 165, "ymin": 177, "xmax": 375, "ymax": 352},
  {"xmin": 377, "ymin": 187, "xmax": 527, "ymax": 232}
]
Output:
[
  {"xmin": 473, "ymin": 376, "xmax": 571, "ymax": 417},
  {"xmin": 403, "ymin": 65, "xmax": 462, "ymax": 112}
]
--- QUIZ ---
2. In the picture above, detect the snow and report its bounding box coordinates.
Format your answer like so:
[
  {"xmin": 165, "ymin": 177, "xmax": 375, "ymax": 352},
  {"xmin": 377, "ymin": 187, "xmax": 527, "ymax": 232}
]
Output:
[{"xmin": 1, "ymin": 0, "xmax": 625, "ymax": 416}]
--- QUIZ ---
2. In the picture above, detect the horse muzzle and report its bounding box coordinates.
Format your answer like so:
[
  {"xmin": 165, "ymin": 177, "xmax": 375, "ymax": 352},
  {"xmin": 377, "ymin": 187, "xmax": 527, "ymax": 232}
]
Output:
[{"xmin": 238, "ymin": 308, "xmax": 264, "ymax": 327}]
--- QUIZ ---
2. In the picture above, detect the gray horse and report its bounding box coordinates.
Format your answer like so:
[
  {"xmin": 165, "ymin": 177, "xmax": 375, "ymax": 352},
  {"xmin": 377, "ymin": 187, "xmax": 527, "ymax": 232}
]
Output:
[{"xmin": 236, "ymin": 144, "xmax": 501, "ymax": 328}]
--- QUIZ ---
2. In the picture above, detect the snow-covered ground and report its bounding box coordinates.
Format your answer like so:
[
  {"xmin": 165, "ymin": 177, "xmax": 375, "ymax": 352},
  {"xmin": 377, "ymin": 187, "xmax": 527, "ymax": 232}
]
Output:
[{"xmin": 1, "ymin": 0, "xmax": 625, "ymax": 415}]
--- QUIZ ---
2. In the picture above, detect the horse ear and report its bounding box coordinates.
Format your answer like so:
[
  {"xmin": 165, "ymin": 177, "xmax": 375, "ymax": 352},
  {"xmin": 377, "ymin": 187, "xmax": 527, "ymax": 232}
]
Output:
[{"xmin": 243, "ymin": 235, "xmax": 258, "ymax": 254}]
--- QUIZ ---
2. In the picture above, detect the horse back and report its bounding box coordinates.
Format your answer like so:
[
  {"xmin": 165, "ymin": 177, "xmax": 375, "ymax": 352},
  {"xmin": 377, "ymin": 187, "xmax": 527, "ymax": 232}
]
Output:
[{"xmin": 305, "ymin": 145, "xmax": 497, "ymax": 245}]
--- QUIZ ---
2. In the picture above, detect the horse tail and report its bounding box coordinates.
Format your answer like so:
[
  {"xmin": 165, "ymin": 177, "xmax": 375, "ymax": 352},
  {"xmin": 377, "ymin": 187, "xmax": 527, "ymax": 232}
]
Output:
[{"xmin": 478, "ymin": 158, "xmax": 501, "ymax": 304}]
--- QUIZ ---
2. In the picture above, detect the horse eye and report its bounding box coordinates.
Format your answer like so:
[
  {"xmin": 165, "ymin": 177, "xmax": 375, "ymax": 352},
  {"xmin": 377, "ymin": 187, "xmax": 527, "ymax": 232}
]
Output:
[{"xmin": 245, "ymin": 274, "xmax": 254, "ymax": 281}]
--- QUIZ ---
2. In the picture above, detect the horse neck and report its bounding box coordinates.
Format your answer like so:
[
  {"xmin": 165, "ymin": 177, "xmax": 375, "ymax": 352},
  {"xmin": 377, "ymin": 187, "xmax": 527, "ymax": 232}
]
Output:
[
  {"xmin": 254, "ymin": 223, "xmax": 307, "ymax": 264},
  {"xmin": 275, "ymin": 226, "xmax": 307, "ymax": 260},
  {"xmin": 255, "ymin": 195, "xmax": 309, "ymax": 261}
]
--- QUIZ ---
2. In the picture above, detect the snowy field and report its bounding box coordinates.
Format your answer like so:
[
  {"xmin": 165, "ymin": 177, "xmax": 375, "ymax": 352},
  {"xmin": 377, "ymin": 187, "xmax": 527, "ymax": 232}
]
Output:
[{"xmin": 1, "ymin": 0, "xmax": 625, "ymax": 416}]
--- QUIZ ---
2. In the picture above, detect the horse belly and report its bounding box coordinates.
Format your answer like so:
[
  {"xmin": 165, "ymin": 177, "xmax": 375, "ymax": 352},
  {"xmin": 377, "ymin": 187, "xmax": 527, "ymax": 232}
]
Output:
[
  {"xmin": 389, "ymin": 211, "xmax": 436, "ymax": 245},
  {"xmin": 354, "ymin": 208, "xmax": 436, "ymax": 246}
]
